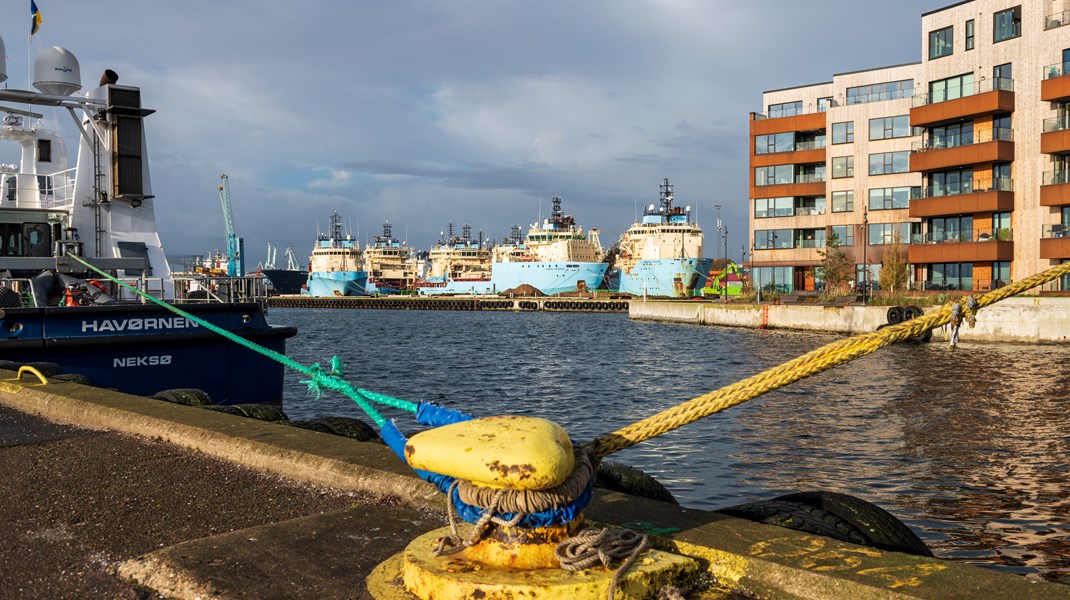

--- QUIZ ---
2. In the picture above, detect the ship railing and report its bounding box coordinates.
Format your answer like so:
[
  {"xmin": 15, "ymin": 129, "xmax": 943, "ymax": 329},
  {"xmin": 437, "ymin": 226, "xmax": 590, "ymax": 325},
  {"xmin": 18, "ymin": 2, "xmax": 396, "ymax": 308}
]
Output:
[
  {"xmin": 172, "ymin": 274, "xmax": 271, "ymax": 305},
  {"xmin": 0, "ymin": 167, "xmax": 77, "ymax": 210}
]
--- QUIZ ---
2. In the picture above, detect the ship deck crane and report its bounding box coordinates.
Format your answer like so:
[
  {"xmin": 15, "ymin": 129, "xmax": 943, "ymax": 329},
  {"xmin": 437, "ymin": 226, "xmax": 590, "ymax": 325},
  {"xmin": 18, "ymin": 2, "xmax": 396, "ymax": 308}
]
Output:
[{"xmin": 217, "ymin": 173, "xmax": 244, "ymax": 277}]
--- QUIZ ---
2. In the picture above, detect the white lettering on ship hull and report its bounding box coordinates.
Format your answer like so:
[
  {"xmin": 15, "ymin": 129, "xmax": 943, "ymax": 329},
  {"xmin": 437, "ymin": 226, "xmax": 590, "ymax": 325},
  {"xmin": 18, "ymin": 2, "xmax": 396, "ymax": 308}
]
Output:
[
  {"xmin": 113, "ymin": 355, "xmax": 173, "ymax": 367},
  {"xmin": 81, "ymin": 317, "xmax": 201, "ymax": 333}
]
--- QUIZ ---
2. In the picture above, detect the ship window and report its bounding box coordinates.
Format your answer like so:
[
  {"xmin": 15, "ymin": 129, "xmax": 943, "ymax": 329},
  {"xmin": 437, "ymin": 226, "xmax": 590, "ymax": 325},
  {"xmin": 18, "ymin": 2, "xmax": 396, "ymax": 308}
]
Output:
[
  {"xmin": 22, "ymin": 222, "xmax": 51, "ymax": 257},
  {"xmin": 38, "ymin": 139, "xmax": 52, "ymax": 163},
  {"xmin": 1, "ymin": 224, "xmax": 20, "ymax": 255}
]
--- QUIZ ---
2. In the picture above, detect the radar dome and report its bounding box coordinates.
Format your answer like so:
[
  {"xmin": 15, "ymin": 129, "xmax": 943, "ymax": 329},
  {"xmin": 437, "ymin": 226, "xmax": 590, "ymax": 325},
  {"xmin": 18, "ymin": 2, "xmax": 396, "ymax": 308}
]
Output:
[
  {"xmin": 33, "ymin": 46, "xmax": 81, "ymax": 96},
  {"xmin": 0, "ymin": 35, "xmax": 6, "ymax": 83}
]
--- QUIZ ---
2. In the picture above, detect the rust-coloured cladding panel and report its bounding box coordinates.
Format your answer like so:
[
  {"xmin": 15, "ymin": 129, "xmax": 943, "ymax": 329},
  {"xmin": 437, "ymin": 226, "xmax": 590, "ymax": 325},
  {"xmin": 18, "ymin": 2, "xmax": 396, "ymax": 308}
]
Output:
[
  {"xmin": 1041, "ymin": 75, "xmax": 1070, "ymax": 102},
  {"xmin": 750, "ymin": 112, "xmax": 826, "ymax": 136},
  {"xmin": 908, "ymin": 240, "xmax": 1014, "ymax": 264},
  {"xmin": 909, "ymin": 191, "xmax": 1015, "ymax": 218},
  {"xmin": 909, "ymin": 90, "xmax": 1015, "ymax": 128},
  {"xmin": 1041, "ymin": 129, "xmax": 1070, "ymax": 154},
  {"xmin": 751, "ymin": 148, "xmax": 826, "ymax": 168},
  {"xmin": 1040, "ymin": 182, "xmax": 1070, "ymax": 206},
  {"xmin": 909, "ymin": 141, "xmax": 1014, "ymax": 172},
  {"xmin": 750, "ymin": 181, "xmax": 826, "ymax": 200},
  {"xmin": 1040, "ymin": 237, "xmax": 1070, "ymax": 259}
]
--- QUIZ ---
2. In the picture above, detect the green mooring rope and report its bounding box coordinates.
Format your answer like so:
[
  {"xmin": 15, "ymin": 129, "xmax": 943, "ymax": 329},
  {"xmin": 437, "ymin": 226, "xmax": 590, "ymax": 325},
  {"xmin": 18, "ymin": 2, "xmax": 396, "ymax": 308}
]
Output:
[{"xmin": 65, "ymin": 256, "xmax": 418, "ymax": 424}]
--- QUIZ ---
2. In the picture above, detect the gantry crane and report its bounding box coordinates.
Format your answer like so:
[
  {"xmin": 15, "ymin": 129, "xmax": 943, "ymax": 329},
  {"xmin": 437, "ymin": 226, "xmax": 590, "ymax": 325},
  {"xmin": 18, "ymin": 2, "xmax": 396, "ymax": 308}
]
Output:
[{"xmin": 217, "ymin": 173, "xmax": 245, "ymax": 277}]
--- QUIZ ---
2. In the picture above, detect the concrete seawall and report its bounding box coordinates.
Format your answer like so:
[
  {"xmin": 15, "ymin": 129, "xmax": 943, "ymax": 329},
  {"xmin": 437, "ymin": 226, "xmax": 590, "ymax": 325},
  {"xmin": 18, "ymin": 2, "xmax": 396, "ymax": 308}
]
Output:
[{"xmin": 630, "ymin": 297, "xmax": 1070, "ymax": 344}]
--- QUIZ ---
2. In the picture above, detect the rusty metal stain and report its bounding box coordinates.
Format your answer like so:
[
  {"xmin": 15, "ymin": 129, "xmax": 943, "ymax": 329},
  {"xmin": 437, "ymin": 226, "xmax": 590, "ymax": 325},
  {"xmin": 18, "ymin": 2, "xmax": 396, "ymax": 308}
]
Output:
[
  {"xmin": 748, "ymin": 535, "xmax": 826, "ymax": 559},
  {"xmin": 484, "ymin": 460, "xmax": 536, "ymax": 481}
]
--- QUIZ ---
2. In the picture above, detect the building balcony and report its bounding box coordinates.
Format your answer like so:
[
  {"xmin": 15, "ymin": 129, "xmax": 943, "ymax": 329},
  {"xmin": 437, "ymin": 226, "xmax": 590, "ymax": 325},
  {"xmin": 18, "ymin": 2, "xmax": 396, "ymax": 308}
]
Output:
[
  {"xmin": 909, "ymin": 177, "xmax": 1014, "ymax": 218},
  {"xmin": 751, "ymin": 147, "xmax": 826, "ymax": 168},
  {"xmin": 910, "ymin": 78, "xmax": 1015, "ymax": 128},
  {"xmin": 750, "ymin": 111, "xmax": 827, "ymax": 136},
  {"xmin": 909, "ymin": 128, "xmax": 1014, "ymax": 172},
  {"xmin": 1045, "ymin": 9, "xmax": 1070, "ymax": 30},
  {"xmin": 1041, "ymin": 115, "xmax": 1070, "ymax": 154},
  {"xmin": 1042, "ymin": 61, "xmax": 1070, "ymax": 101},
  {"xmin": 907, "ymin": 228, "xmax": 1014, "ymax": 264},
  {"xmin": 750, "ymin": 180, "xmax": 826, "ymax": 199},
  {"xmin": 1041, "ymin": 171, "xmax": 1070, "ymax": 206},
  {"xmin": 1040, "ymin": 224, "xmax": 1070, "ymax": 258}
]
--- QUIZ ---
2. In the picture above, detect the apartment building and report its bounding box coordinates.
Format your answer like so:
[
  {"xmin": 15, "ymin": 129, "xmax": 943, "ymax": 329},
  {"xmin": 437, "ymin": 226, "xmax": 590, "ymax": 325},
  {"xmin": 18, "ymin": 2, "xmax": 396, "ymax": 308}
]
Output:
[{"xmin": 749, "ymin": 0, "xmax": 1070, "ymax": 294}]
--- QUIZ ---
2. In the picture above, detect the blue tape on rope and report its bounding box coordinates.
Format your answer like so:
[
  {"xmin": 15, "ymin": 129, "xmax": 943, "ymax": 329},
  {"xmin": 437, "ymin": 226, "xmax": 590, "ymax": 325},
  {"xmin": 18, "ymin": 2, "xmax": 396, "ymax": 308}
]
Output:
[
  {"xmin": 417, "ymin": 402, "xmax": 474, "ymax": 427},
  {"xmin": 382, "ymin": 419, "xmax": 591, "ymax": 526}
]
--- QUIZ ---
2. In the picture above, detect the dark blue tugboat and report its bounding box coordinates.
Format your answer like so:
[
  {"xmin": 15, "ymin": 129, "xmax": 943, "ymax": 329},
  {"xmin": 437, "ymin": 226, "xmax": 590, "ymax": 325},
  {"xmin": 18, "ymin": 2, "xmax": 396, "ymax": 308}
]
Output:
[{"xmin": 0, "ymin": 44, "xmax": 294, "ymax": 404}]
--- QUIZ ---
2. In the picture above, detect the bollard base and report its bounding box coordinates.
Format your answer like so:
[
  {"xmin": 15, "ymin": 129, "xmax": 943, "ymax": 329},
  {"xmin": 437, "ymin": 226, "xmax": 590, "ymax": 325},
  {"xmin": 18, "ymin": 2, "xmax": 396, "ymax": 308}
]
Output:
[{"xmin": 366, "ymin": 526, "xmax": 700, "ymax": 600}]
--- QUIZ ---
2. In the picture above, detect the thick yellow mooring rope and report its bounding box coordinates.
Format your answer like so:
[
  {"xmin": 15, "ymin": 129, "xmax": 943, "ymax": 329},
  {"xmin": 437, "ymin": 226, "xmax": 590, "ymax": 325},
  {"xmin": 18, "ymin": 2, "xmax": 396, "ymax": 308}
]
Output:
[{"xmin": 591, "ymin": 260, "xmax": 1070, "ymax": 458}]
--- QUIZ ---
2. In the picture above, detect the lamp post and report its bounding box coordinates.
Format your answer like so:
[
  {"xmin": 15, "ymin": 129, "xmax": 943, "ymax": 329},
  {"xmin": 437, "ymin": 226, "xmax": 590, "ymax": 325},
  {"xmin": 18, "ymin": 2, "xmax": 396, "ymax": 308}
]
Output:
[
  {"xmin": 714, "ymin": 204, "xmax": 723, "ymax": 262},
  {"xmin": 771, "ymin": 232, "xmax": 778, "ymax": 294},
  {"xmin": 751, "ymin": 243, "xmax": 760, "ymax": 304},
  {"xmin": 861, "ymin": 206, "xmax": 869, "ymax": 305}
]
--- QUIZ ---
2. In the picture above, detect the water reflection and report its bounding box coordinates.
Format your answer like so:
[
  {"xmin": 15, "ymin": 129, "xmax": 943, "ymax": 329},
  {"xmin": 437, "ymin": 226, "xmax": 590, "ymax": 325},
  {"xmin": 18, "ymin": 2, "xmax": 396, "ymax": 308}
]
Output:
[{"xmin": 273, "ymin": 308, "xmax": 1070, "ymax": 581}]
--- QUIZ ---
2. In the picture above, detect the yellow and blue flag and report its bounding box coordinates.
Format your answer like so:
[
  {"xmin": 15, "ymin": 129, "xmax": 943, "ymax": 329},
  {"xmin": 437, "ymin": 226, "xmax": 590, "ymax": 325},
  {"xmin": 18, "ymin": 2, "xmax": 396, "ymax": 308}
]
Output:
[{"xmin": 31, "ymin": 0, "xmax": 42, "ymax": 36}]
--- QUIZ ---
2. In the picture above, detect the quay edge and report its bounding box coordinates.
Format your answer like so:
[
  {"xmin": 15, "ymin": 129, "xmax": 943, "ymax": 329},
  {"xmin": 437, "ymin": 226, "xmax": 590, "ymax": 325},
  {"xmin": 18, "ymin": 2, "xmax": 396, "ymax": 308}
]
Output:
[
  {"xmin": 1, "ymin": 374, "xmax": 1067, "ymax": 598},
  {"xmin": 629, "ymin": 297, "xmax": 1070, "ymax": 344}
]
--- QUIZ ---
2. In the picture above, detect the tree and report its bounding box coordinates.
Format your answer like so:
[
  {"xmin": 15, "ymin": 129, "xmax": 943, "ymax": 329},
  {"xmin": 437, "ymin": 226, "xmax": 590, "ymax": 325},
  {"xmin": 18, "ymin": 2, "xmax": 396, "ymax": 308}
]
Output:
[
  {"xmin": 879, "ymin": 230, "xmax": 909, "ymax": 293},
  {"xmin": 818, "ymin": 231, "xmax": 854, "ymax": 295}
]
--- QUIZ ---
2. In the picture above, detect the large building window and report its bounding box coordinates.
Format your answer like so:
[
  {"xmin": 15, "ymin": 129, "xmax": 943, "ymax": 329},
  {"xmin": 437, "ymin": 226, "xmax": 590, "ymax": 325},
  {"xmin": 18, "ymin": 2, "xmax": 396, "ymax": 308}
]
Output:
[
  {"xmin": 931, "ymin": 121, "xmax": 974, "ymax": 149},
  {"xmin": 754, "ymin": 197, "xmax": 794, "ymax": 218},
  {"xmin": 929, "ymin": 26, "xmax": 953, "ymax": 59},
  {"xmin": 869, "ymin": 115, "xmax": 912, "ymax": 140},
  {"xmin": 994, "ymin": 6, "xmax": 1022, "ymax": 43},
  {"xmin": 930, "ymin": 168, "xmax": 974, "ymax": 196},
  {"xmin": 795, "ymin": 228, "xmax": 826, "ymax": 249},
  {"xmin": 966, "ymin": 19, "xmax": 975, "ymax": 50},
  {"xmin": 831, "ymin": 225, "xmax": 855, "ymax": 246},
  {"xmin": 928, "ymin": 215, "xmax": 974, "ymax": 243},
  {"xmin": 929, "ymin": 73, "xmax": 975, "ymax": 103},
  {"xmin": 754, "ymin": 229, "xmax": 793, "ymax": 250},
  {"xmin": 831, "ymin": 190, "xmax": 854, "ymax": 213},
  {"xmin": 846, "ymin": 80, "xmax": 914, "ymax": 105},
  {"xmin": 832, "ymin": 156, "xmax": 854, "ymax": 179},
  {"xmin": 768, "ymin": 100, "xmax": 803, "ymax": 118},
  {"xmin": 868, "ymin": 151, "xmax": 910, "ymax": 175},
  {"xmin": 754, "ymin": 165, "xmax": 793, "ymax": 186},
  {"xmin": 869, "ymin": 222, "xmax": 911, "ymax": 245},
  {"xmin": 868, "ymin": 187, "xmax": 915, "ymax": 210},
  {"xmin": 796, "ymin": 196, "xmax": 826, "ymax": 216},
  {"xmin": 928, "ymin": 263, "xmax": 973, "ymax": 290},
  {"xmin": 755, "ymin": 133, "xmax": 794, "ymax": 155},
  {"xmin": 832, "ymin": 121, "xmax": 854, "ymax": 144}
]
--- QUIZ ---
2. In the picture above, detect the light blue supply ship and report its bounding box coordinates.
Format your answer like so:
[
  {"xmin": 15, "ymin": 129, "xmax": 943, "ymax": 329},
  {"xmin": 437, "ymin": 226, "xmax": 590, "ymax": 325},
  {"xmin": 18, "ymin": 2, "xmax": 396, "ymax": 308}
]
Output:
[
  {"xmin": 611, "ymin": 178, "xmax": 712, "ymax": 298},
  {"xmin": 304, "ymin": 212, "xmax": 370, "ymax": 297}
]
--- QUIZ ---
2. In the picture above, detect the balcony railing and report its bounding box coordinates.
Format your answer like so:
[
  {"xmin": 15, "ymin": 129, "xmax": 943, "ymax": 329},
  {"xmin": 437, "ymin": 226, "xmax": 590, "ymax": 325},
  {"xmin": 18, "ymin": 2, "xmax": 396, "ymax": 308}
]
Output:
[
  {"xmin": 1043, "ymin": 170, "xmax": 1070, "ymax": 186},
  {"xmin": 911, "ymin": 77, "xmax": 1014, "ymax": 107},
  {"xmin": 795, "ymin": 206, "xmax": 826, "ymax": 216},
  {"xmin": 1044, "ymin": 61, "xmax": 1070, "ymax": 79},
  {"xmin": 795, "ymin": 173, "xmax": 826, "ymax": 184},
  {"xmin": 912, "ymin": 176, "xmax": 1013, "ymax": 198},
  {"xmin": 1042, "ymin": 224, "xmax": 1070, "ymax": 239},
  {"xmin": 1045, "ymin": 9, "xmax": 1070, "ymax": 30},
  {"xmin": 911, "ymin": 127, "xmax": 1013, "ymax": 152},
  {"xmin": 911, "ymin": 228, "xmax": 1013, "ymax": 244},
  {"xmin": 794, "ymin": 140, "xmax": 826, "ymax": 151},
  {"xmin": 1043, "ymin": 114, "xmax": 1070, "ymax": 133},
  {"xmin": 754, "ymin": 100, "xmax": 836, "ymax": 120}
]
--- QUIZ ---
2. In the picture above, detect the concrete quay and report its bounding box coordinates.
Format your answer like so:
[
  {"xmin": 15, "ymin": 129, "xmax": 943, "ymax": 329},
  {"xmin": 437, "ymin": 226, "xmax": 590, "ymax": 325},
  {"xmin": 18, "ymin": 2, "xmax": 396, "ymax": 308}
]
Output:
[
  {"xmin": 629, "ymin": 297, "xmax": 1070, "ymax": 344},
  {"xmin": 1, "ymin": 371, "xmax": 1068, "ymax": 599}
]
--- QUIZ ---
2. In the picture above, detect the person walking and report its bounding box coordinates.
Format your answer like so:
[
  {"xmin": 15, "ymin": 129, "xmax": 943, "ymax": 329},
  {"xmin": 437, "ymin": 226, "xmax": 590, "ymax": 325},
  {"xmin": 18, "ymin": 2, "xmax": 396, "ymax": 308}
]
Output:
[{"xmin": 949, "ymin": 301, "xmax": 962, "ymax": 348}]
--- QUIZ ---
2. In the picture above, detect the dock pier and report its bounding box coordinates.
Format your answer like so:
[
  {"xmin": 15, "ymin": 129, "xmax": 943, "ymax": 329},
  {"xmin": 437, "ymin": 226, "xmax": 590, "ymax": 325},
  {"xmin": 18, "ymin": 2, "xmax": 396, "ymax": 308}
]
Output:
[{"xmin": 267, "ymin": 295, "xmax": 631, "ymax": 312}]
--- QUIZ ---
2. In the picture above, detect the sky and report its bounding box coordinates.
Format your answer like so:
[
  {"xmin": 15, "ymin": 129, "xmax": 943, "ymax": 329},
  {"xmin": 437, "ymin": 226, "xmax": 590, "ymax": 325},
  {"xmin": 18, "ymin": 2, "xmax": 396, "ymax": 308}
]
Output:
[{"xmin": 4, "ymin": 0, "xmax": 940, "ymax": 267}]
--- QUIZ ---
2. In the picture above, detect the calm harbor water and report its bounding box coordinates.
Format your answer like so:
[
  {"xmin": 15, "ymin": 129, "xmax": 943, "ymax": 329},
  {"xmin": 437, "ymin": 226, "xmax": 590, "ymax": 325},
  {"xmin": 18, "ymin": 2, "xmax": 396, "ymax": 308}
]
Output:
[{"xmin": 270, "ymin": 307, "xmax": 1070, "ymax": 582}]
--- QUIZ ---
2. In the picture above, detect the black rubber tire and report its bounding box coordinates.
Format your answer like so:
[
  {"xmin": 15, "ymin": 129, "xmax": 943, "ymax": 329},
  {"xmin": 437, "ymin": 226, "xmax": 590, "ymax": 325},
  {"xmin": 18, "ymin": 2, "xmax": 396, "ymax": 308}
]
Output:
[
  {"xmin": 903, "ymin": 305, "xmax": 923, "ymax": 320},
  {"xmin": 916, "ymin": 329, "xmax": 933, "ymax": 343},
  {"xmin": 774, "ymin": 491, "xmax": 933, "ymax": 557},
  {"xmin": 595, "ymin": 461, "xmax": 678, "ymax": 505},
  {"xmin": 0, "ymin": 286, "xmax": 22, "ymax": 308},
  {"xmin": 309, "ymin": 416, "xmax": 381, "ymax": 442},
  {"xmin": 886, "ymin": 306, "xmax": 905, "ymax": 325},
  {"xmin": 151, "ymin": 388, "xmax": 214, "ymax": 407},
  {"xmin": 230, "ymin": 404, "xmax": 289, "ymax": 421},
  {"xmin": 25, "ymin": 362, "xmax": 63, "ymax": 377},
  {"xmin": 51, "ymin": 373, "xmax": 91, "ymax": 385},
  {"xmin": 283, "ymin": 419, "xmax": 336, "ymax": 434},
  {"xmin": 717, "ymin": 499, "xmax": 869, "ymax": 546},
  {"xmin": 203, "ymin": 405, "xmax": 247, "ymax": 417}
]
